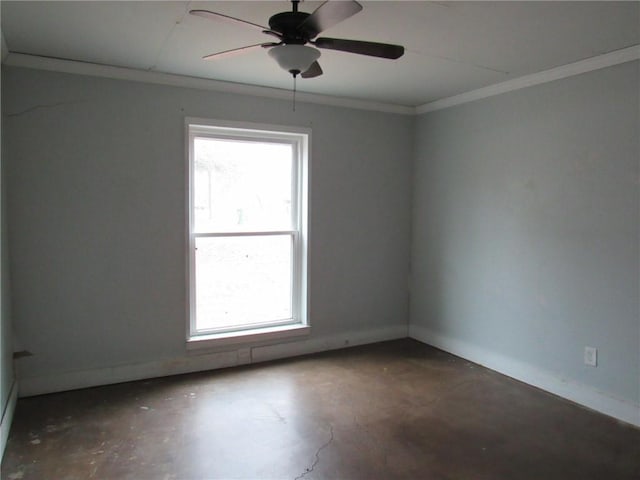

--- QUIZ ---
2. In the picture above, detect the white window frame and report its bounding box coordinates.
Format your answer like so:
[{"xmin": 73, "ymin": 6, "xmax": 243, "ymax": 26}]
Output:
[{"xmin": 185, "ymin": 118, "xmax": 310, "ymax": 349}]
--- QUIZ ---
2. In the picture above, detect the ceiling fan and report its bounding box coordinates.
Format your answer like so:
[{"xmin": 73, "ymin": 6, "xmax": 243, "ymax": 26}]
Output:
[{"xmin": 190, "ymin": 0, "xmax": 405, "ymax": 79}]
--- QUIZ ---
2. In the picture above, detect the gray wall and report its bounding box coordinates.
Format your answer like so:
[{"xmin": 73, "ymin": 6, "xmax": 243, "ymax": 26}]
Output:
[
  {"xmin": 4, "ymin": 57, "xmax": 637, "ymax": 417},
  {"xmin": 2, "ymin": 66, "xmax": 413, "ymax": 382},
  {"xmin": 1, "ymin": 43, "xmax": 15, "ymax": 453},
  {"xmin": 411, "ymin": 61, "xmax": 639, "ymax": 405}
]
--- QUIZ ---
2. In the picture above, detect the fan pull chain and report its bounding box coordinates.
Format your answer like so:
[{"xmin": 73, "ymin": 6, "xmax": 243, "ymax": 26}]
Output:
[{"xmin": 293, "ymin": 75, "xmax": 297, "ymax": 112}]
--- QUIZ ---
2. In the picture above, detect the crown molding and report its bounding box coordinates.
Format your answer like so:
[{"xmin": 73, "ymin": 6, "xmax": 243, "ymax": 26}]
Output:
[
  {"xmin": 3, "ymin": 53, "xmax": 415, "ymax": 116},
  {"xmin": 417, "ymin": 44, "xmax": 640, "ymax": 115},
  {"xmin": 5, "ymin": 45, "xmax": 639, "ymax": 117}
]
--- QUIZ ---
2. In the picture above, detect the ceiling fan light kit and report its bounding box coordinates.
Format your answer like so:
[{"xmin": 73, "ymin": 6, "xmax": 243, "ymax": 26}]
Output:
[
  {"xmin": 268, "ymin": 45, "xmax": 321, "ymax": 77},
  {"xmin": 191, "ymin": 0, "xmax": 405, "ymax": 79}
]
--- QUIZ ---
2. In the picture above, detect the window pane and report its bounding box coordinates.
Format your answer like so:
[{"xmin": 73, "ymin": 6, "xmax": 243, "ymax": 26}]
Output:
[
  {"xmin": 194, "ymin": 138, "xmax": 293, "ymax": 232},
  {"xmin": 194, "ymin": 235, "xmax": 293, "ymax": 331}
]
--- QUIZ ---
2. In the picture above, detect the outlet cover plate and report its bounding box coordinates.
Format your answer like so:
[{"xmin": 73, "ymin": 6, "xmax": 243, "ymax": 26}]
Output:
[{"xmin": 584, "ymin": 346, "xmax": 597, "ymax": 367}]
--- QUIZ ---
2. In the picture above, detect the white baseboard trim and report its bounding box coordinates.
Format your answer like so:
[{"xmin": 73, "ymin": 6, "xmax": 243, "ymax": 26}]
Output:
[
  {"xmin": 1, "ymin": 379, "xmax": 18, "ymax": 459},
  {"xmin": 409, "ymin": 324, "xmax": 640, "ymax": 428},
  {"xmin": 251, "ymin": 324, "xmax": 408, "ymax": 363},
  {"xmin": 18, "ymin": 324, "xmax": 408, "ymax": 397}
]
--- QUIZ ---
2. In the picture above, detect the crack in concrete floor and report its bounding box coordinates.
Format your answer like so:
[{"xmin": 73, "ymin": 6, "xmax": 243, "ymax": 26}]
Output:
[{"xmin": 294, "ymin": 424, "xmax": 335, "ymax": 480}]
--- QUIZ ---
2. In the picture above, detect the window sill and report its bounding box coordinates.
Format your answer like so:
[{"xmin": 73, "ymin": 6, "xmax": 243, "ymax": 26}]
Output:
[{"xmin": 186, "ymin": 323, "xmax": 310, "ymax": 351}]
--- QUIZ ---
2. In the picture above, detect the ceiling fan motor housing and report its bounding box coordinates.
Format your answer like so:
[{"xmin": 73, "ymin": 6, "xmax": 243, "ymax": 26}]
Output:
[{"xmin": 268, "ymin": 12, "xmax": 312, "ymax": 44}]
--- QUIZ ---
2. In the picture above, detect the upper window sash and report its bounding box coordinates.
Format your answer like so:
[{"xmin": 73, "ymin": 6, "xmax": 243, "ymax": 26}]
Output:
[{"xmin": 190, "ymin": 133, "xmax": 300, "ymax": 235}]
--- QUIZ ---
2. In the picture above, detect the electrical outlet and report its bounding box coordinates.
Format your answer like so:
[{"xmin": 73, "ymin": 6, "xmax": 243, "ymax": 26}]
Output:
[{"xmin": 584, "ymin": 346, "xmax": 597, "ymax": 367}]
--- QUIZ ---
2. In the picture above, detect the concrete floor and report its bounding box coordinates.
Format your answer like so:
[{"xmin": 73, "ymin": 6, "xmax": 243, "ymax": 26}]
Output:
[{"xmin": 1, "ymin": 339, "xmax": 639, "ymax": 480}]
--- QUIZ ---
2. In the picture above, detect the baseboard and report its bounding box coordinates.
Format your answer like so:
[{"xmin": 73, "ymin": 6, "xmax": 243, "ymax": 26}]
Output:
[
  {"xmin": 251, "ymin": 324, "xmax": 408, "ymax": 363},
  {"xmin": 18, "ymin": 324, "xmax": 408, "ymax": 397},
  {"xmin": 1, "ymin": 379, "xmax": 18, "ymax": 460},
  {"xmin": 409, "ymin": 324, "xmax": 640, "ymax": 428}
]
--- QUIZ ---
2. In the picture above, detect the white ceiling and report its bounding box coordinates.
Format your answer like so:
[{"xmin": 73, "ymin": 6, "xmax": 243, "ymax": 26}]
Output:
[{"xmin": 2, "ymin": 1, "xmax": 639, "ymax": 107}]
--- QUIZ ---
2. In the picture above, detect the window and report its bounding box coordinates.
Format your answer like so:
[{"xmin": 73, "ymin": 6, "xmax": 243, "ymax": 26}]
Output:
[{"xmin": 186, "ymin": 119, "xmax": 309, "ymax": 346}]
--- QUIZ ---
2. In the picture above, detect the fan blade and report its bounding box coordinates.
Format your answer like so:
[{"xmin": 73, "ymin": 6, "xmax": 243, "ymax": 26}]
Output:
[
  {"xmin": 301, "ymin": 61, "xmax": 323, "ymax": 78},
  {"xmin": 298, "ymin": 0, "xmax": 363, "ymax": 38},
  {"xmin": 190, "ymin": 9, "xmax": 280, "ymax": 37},
  {"xmin": 314, "ymin": 37, "xmax": 404, "ymax": 59},
  {"xmin": 203, "ymin": 43, "xmax": 280, "ymax": 60}
]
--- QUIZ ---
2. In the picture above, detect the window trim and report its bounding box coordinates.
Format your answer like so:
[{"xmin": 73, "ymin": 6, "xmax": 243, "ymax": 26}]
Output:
[{"xmin": 185, "ymin": 118, "xmax": 310, "ymax": 348}]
